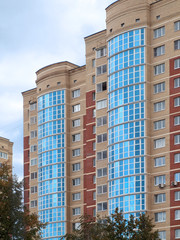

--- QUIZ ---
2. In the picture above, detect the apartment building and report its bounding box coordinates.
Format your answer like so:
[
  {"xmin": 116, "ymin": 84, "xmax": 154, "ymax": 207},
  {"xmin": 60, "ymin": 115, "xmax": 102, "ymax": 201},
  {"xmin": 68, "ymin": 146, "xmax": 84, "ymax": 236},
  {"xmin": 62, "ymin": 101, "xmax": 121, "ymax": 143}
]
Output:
[
  {"xmin": 0, "ymin": 136, "xmax": 13, "ymax": 168},
  {"xmin": 22, "ymin": 0, "xmax": 180, "ymax": 239}
]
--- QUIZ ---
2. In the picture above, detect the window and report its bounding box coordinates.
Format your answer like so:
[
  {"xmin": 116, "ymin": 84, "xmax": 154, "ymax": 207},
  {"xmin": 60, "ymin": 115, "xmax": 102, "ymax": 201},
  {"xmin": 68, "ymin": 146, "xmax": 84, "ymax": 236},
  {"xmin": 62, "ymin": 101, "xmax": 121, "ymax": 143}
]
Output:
[
  {"xmin": 155, "ymin": 212, "xmax": 166, "ymax": 222},
  {"xmin": 175, "ymin": 153, "xmax": 180, "ymax": 163},
  {"xmin": 72, "ymin": 133, "xmax": 80, "ymax": 142},
  {"xmin": 175, "ymin": 229, "xmax": 180, "ymax": 239},
  {"xmin": 93, "ymin": 142, "xmax": 96, "ymax": 151},
  {"xmin": 97, "ymin": 202, "xmax": 107, "ymax": 212},
  {"xmin": 97, "ymin": 116, "xmax": 107, "ymax": 127},
  {"xmin": 92, "ymin": 92, "xmax": 96, "ymax": 101},
  {"xmin": 72, "ymin": 89, "xmax": 80, "ymax": 98},
  {"xmin": 30, "ymin": 102, "xmax": 37, "ymax": 111},
  {"xmin": 175, "ymin": 21, "xmax": 180, "ymax": 31},
  {"xmin": 154, "ymin": 26, "xmax": 165, "ymax": 38},
  {"xmin": 30, "ymin": 130, "xmax": 37, "ymax": 139},
  {"xmin": 92, "ymin": 75, "xmax": 95, "ymax": 84},
  {"xmin": 154, "ymin": 82, "xmax": 165, "ymax": 94},
  {"xmin": 154, "ymin": 119, "xmax": 165, "ymax": 130},
  {"xmin": 154, "ymin": 156, "xmax": 165, "ymax": 167},
  {"xmin": 154, "ymin": 138, "xmax": 165, "ymax": 149},
  {"xmin": 175, "ymin": 173, "xmax": 180, "ymax": 182},
  {"xmin": 159, "ymin": 231, "xmax": 166, "ymax": 240},
  {"xmin": 175, "ymin": 116, "xmax": 180, "ymax": 127},
  {"xmin": 174, "ymin": 59, "xmax": 180, "ymax": 69},
  {"xmin": 73, "ymin": 223, "xmax": 80, "ymax": 231},
  {"xmin": 30, "ymin": 158, "xmax": 37, "ymax": 166},
  {"xmin": 93, "ymin": 125, "xmax": 96, "ymax": 134},
  {"xmin": 72, "ymin": 104, "xmax": 80, "ymax": 113},
  {"xmin": 154, "ymin": 45, "xmax": 165, "ymax": 57},
  {"xmin": 96, "ymin": 47, "xmax": 106, "ymax": 58},
  {"xmin": 174, "ymin": 40, "xmax": 180, "ymax": 50},
  {"xmin": 93, "ymin": 158, "xmax": 96, "ymax": 167},
  {"xmin": 72, "ymin": 119, "xmax": 80, "ymax": 128},
  {"xmin": 154, "ymin": 63, "xmax": 165, "ymax": 75},
  {"xmin": 93, "ymin": 191, "xmax": 96, "ymax": 200},
  {"xmin": 97, "ymin": 133, "xmax": 107, "ymax": 143},
  {"xmin": 72, "ymin": 178, "xmax": 80, "ymax": 186},
  {"xmin": 97, "ymin": 168, "xmax": 107, "ymax": 178},
  {"xmin": 156, "ymin": 15, "xmax": 160, "ymax": 20},
  {"xmin": 93, "ymin": 109, "xmax": 96, "ymax": 118},
  {"xmin": 72, "ymin": 192, "xmax": 81, "ymax": 201},
  {"xmin": 31, "ymin": 172, "xmax": 37, "ymax": 180},
  {"xmin": 92, "ymin": 59, "xmax": 95, "ymax": 67},
  {"xmin": 93, "ymin": 175, "xmax": 96, "ymax": 184},
  {"xmin": 154, "ymin": 193, "xmax": 166, "ymax": 203},
  {"xmin": 175, "ymin": 97, "xmax": 180, "ymax": 107},
  {"xmin": 154, "ymin": 101, "xmax": 165, "ymax": 112},
  {"xmin": 154, "ymin": 175, "xmax": 166, "ymax": 186},
  {"xmin": 93, "ymin": 208, "xmax": 96, "ymax": 217},
  {"xmin": 0, "ymin": 152, "xmax": 8, "ymax": 159},
  {"xmin": 97, "ymin": 185, "xmax": 107, "ymax": 195},
  {"xmin": 30, "ymin": 200, "xmax": 37, "ymax": 208},
  {"xmin": 97, "ymin": 99, "xmax": 107, "ymax": 110},
  {"xmin": 174, "ymin": 78, "xmax": 180, "ymax": 88},
  {"xmin": 30, "ymin": 145, "xmax": 37, "ymax": 152},
  {"xmin": 97, "ymin": 82, "xmax": 107, "ymax": 93},
  {"xmin": 73, "ymin": 207, "xmax": 81, "ymax": 216},
  {"xmin": 97, "ymin": 150, "xmax": 107, "ymax": 160},
  {"xmin": 136, "ymin": 18, "xmax": 140, "ymax": 22},
  {"xmin": 31, "ymin": 186, "xmax": 37, "ymax": 194},
  {"xmin": 175, "ymin": 191, "xmax": 180, "ymax": 201},
  {"xmin": 175, "ymin": 135, "xmax": 180, "ymax": 145},
  {"xmin": 175, "ymin": 210, "xmax": 180, "ymax": 220},
  {"xmin": 30, "ymin": 116, "xmax": 37, "ymax": 125},
  {"xmin": 72, "ymin": 163, "xmax": 80, "ymax": 171},
  {"xmin": 97, "ymin": 65, "xmax": 107, "ymax": 76},
  {"xmin": 72, "ymin": 148, "xmax": 80, "ymax": 157}
]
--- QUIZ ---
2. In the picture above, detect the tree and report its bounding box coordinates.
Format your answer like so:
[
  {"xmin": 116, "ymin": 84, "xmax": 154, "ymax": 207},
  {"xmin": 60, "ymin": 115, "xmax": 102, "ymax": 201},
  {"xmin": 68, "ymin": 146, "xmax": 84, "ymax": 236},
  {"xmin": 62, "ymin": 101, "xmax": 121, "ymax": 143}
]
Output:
[
  {"xmin": 63, "ymin": 208, "xmax": 160, "ymax": 240},
  {"xmin": 0, "ymin": 163, "xmax": 46, "ymax": 239}
]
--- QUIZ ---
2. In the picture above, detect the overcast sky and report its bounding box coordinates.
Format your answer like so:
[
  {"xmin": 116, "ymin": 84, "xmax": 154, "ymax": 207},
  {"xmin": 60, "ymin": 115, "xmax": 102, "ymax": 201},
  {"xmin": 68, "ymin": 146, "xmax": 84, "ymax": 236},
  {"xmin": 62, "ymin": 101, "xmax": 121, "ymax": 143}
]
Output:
[{"xmin": 0, "ymin": 0, "xmax": 115, "ymax": 179}]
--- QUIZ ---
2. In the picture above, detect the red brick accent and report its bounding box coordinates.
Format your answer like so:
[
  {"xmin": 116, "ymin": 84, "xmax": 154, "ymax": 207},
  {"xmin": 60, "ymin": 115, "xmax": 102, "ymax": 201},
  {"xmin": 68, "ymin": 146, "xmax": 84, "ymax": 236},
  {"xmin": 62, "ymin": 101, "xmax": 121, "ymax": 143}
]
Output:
[
  {"xmin": 86, "ymin": 91, "xmax": 95, "ymax": 108},
  {"xmin": 24, "ymin": 163, "xmax": 29, "ymax": 176},
  {"xmin": 170, "ymin": 57, "xmax": 180, "ymax": 76},
  {"xmin": 84, "ymin": 158, "xmax": 95, "ymax": 174},
  {"xmin": 170, "ymin": 94, "xmax": 180, "ymax": 114},
  {"xmin": 86, "ymin": 207, "xmax": 95, "ymax": 218},
  {"xmin": 171, "ymin": 227, "xmax": 180, "ymax": 239},
  {"xmin": 170, "ymin": 74, "xmax": 180, "ymax": 95},
  {"xmin": 170, "ymin": 113, "xmax": 180, "ymax": 132},
  {"xmin": 83, "ymin": 90, "xmax": 96, "ymax": 217},
  {"xmin": 170, "ymin": 189, "xmax": 180, "ymax": 207},
  {"xmin": 24, "ymin": 136, "xmax": 29, "ymax": 149},
  {"xmin": 170, "ymin": 150, "xmax": 180, "ymax": 169},
  {"xmin": 170, "ymin": 133, "xmax": 180, "ymax": 151}
]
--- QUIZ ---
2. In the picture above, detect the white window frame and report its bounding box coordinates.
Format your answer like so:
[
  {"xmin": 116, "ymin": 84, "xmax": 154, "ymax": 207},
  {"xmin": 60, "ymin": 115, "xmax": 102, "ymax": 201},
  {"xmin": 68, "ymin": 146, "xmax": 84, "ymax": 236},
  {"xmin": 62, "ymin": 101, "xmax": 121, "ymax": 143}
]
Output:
[
  {"xmin": 97, "ymin": 99, "xmax": 107, "ymax": 110},
  {"xmin": 154, "ymin": 45, "xmax": 165, "ymax": 57},
  {"xmin": 73, "ymin": 207, "xmax": 81, "ymax": 216},
  {"xmin": 72, "ymin": 148, "xmax": 80, "ymax": 157},
  {"xmin": 154, "ymin": 119, "xmax": 165, "ymax": 130},
  {"xmin": 175, "ymin": 153, "xmax": 180, "ymax": 163},
  {"xmin": 97, "ymin": 133, "xmax": 107, "ymax": 143},
  {"xmin": 97, "ymin": 82, "xmax": 107, "ymax": 93},
  {"xmin": 30, "ymin": 130, "xmax": 37, "ymax": 139},
  {"xmin": 30, "ymin": 200, "xmax": 37, "ymax": 208},
  {"xmin": 97, "ymin": 116, "xmax": 107, "ymax": 127},
  {"xmin": 97, "ymin": 150, "xmax": 107, "ymax": 160},
  {"xmin": 154, "ymin": 82, "xmax": 165, "ymax": 94},
  {"xmin": 72, "ymin": 178, "xmax": 80, "ymax": 186},
  {"xmin": 30, "ymin": 158, "xmax": 37, "ymax": 166},
  {"xmin": 175, "ymin": 135, "xmax": 180, "ymax": 145},
  {"xmin": 174, "ymin": 59, "xmax": 180, "ymax": 69},
  {"xmin": 154, "ymin": 193, "xmax": 166, "ymax": 203},
  {"xmin": 72, "ymin": 163, "xmax": 80, "ymax": 172},
  {"xmin": 174, "ymin": 97, "xmax": 180, "ymax": 107},
  {"xmin": 175, "ymin": 210, "xmax": 180, "ymax": 220},
  {"xmin": 72, "ymin": 104, "xmax": 80, "ymax": 113},
  {"xmin": 31, "ymin": 186, "xmax": 37, "ymax": 194},
  {"xmin": 174, "ymin": 40, "xmax": 180, "ymax": 50},
  {"xmin": 154, "ymin": 138, "xmax": 165, "ymax": 149},
  {"xmin": 72, "ymin": 133, "xmax": 80, "ymax": 142},
  {"xmin": 97, "ymin": 202, "xmax": 107, "ymax": 212},
  {"xmin": 30, "ymin": 116, "xmax": 37, "ymax": 125},
  {"xmin": 97, "ymin": 185, "xmax": 107, "ymax": 195},
  {"xmin": 174, "ymin": 78, "xmax": 180, "ymax": 88},
  {"xmin": 72, "ymin": 89, "xmax": 80, "ymax": 98},
  {"xmin": 154, "ymin": 101, "xmax": 165, "ymax": 112},
  {"xmin": 175, "ymin": 21, "xmax": 180, "ymax": 31},
  {"xmin": 96, "ymin": 47, "xmax": 107, "ymax": 58},
  {"xmin": 154, "ymin": 175, "xmax": 166, "ymax": 186},
  {"xmin": 154, "ymin": 63, "xmax": 165, "ymax": 75},
  {"xmin": 175, "ymin": 229, "xmax": 180, "ymax": 239},
  {"xmin": 154, "ymin": 156, "xmax": 165, "ymax": 167},
  {"xmin": 155, "ymin": 212, "xmax": 166, "ymax": 222},
  {"xmin": 72, "ymin": 192, "xmax": 81, "ymax": 201},
  {"xmin": 30, "ymin": 102, "xmax": 37, "ymax": 111},
  {"xmin": 159, "ymin": 231, "xmax": 166, "ymax": 240},
  {"xmin": 175, "ymin": 191, "xmax": 180, "ymax": 201},
  {"xmin": 97, "ymin": 167, "xmax": 107, "ymax": 178},
  {"xmin": 154, "ymin": 26, "xmax": 165, "ymax": 39},
  {"xmin": 72, "ymin": 119, "xmax": 80, "ymax": 127},
  {"xmin": 96, "ymin": 65, "xmax": 107, "ymax": 76}
]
